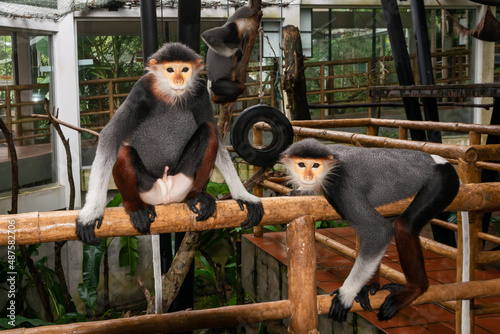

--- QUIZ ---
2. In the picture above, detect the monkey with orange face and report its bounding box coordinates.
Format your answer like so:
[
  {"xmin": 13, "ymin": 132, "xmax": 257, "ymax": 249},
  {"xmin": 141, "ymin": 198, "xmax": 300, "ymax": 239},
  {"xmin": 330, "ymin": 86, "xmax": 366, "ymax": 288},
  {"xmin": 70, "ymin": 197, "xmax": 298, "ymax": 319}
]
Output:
[
  {"xmin": 281, "ymin": 138, "xmax": 460, "ymax": 321},
  {"xmin": 76, "ymin": 43, "xmax": 263, "ymax": 246}
]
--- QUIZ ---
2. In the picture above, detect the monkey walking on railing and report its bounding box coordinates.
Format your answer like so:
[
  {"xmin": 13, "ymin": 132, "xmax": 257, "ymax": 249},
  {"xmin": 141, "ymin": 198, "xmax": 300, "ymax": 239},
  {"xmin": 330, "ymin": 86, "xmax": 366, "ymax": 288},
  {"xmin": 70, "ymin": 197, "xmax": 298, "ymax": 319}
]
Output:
[{"xmin": 280, "ymin": 138, "xmax": 460, "ymax": 321}]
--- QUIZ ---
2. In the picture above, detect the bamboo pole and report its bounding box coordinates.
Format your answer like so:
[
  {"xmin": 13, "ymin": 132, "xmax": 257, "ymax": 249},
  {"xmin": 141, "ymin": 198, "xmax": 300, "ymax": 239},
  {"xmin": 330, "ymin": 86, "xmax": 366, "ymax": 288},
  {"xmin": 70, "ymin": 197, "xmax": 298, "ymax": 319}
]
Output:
[
  {"xmin": 290, "ymin": 118, "xmax": 500, "ymax": 137},
  {"xmin": 287, "ymin": 215, "xmax": 318, "ymax": 333},
  {"xmin": 4, "ymin": 300, "xmax": 292, "ymax": 334},
  {"xmin": 3, "ymin": 183, "xmax": 500, "ymax": 246},
  {"xmin": 292, "ymin": 126, "xmax": 479, "ymax": 162}
]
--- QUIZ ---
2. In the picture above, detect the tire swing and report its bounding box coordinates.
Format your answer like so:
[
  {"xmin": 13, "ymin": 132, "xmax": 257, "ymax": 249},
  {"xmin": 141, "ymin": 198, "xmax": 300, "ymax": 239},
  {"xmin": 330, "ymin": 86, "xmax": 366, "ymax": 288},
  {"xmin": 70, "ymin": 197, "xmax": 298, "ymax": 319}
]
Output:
[{"xmin": 231, "ymin": 104, "xmax": 294, "ymax": 167}]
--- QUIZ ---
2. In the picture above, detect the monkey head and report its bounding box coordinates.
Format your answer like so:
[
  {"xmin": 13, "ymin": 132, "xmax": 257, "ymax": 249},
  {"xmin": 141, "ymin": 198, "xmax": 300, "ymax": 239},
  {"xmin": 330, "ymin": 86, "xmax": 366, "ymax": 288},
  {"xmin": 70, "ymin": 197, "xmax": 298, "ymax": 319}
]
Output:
[
  {"xmin": 280, "ymin": 139, "xmax": 336, "ymax": 194},
  {"xmin": 146, "ymin": 42, "xmax": 203, "ymax": 102}
]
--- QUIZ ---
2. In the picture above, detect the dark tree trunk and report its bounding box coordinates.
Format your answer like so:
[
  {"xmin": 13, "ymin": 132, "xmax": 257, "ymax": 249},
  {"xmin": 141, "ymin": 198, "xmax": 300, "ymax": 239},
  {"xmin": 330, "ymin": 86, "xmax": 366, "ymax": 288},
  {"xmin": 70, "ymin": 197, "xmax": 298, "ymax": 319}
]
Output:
[{"xmin": 282, "ymin": 25, "xmax": 311, "ymax": 120}]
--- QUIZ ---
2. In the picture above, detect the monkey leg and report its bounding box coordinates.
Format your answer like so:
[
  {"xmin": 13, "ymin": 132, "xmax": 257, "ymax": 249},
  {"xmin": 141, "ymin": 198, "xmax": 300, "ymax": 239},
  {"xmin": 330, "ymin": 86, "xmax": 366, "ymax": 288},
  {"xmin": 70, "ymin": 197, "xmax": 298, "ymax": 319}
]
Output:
[
  {"xmin": 378, "ymin": 163, "xmax": 460, "ymax": 321},
  {"xmin": 328, "ymin": 204, "xmax": 394, "ymax": 322},
  {"xmin": 113, "ymin": 146, "xmax": 156, "ymax": 234},
  {"xmin": 178, "ymin": 122, "xmax": 219, "ymax": 221}
]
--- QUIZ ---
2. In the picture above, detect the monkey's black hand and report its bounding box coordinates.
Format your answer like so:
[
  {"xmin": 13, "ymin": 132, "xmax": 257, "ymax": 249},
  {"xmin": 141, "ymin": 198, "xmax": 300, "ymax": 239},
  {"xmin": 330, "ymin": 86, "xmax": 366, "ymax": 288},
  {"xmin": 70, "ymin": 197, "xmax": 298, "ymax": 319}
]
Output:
[
  {"xmin": 129, "ymin": 205, "xmax": 156, "ymax": 234},
  {"xmin": 377, "ymin": 283, "xmax": 405, "ymax": 321},
  {"xmin": 76, "ymin": 218, "xmax": 102, "ymax": 246},
  {"xmin": 237, "ymin": 199, "xmax": 264, "ymax": 229},
  {"xmin": 328, "ymin": 289, "xmax": 352, "ymax": 322},
  {"xmin": 186, "ymin": 192, "xmax": 216, "ymax": 221},
  {"xmin": 354, "ymin": 283, "xmax": 380, "ymax": 312}
]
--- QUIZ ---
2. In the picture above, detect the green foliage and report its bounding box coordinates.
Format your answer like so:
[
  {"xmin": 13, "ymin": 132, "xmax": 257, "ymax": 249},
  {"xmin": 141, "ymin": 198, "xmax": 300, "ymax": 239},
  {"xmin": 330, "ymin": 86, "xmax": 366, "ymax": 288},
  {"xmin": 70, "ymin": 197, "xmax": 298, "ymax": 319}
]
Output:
[
  {"xmin": 119, "ymin": 236, "xmax": 139, "ymax": 276},
  {"xmin": 206, "ymin": 181, "xmax": 230, "ymax": 198},
  {"xmin": 0, "ymin": 243, "xmax": 79, "ymax": 328},
  {"xmin": 315, "ymin": 220, "xmax": 348, "ymax": 229},
  {"xmin": 78, "ymin": 192, "xmax": 139, "ymax": 314}
]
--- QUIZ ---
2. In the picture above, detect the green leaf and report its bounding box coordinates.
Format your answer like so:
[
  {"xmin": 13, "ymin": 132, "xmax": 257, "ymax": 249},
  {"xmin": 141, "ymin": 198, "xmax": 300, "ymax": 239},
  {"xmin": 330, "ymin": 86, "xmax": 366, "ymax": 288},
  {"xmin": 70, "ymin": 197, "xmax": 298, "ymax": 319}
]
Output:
[
  {"xmin": 78, "ymin": 283, "xmax": 98, "ymax": 313},
  {"xmin": 206, "ymin": 181, "xmax": 230, "ymax": 197},
  {"xmin": 119, "ymin": 236, "xmax": 139, "ymax": 276},
  {"xmin": 227, "ymin": 293, "xmax": 237, "ymax": 306},
  {"xmin": 0, "ymin": 315, "xmax": 53, "ymax": 328},
  {"xmin": 81, "ymin": 239, "xmax": 106, "ymax": 288},
  {"xmin": 106, "ymin": 193, "xmax": 123, "ymax": 207},
  {"xmin": 264, "ymin": 225, "xmax": 279, "ymax": 232}
]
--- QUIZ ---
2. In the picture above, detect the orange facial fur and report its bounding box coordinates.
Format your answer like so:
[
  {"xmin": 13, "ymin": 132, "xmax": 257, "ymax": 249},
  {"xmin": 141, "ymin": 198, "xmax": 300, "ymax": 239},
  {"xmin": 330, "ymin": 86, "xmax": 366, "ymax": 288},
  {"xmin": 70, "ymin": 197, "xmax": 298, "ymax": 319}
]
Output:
[
  {"xmin": 281, "ymin": 155, "xmax": 336, "ymax": 194},
  {"xmin": 148, "ymin": 58, "xmax": 202, "ymax": 103}
]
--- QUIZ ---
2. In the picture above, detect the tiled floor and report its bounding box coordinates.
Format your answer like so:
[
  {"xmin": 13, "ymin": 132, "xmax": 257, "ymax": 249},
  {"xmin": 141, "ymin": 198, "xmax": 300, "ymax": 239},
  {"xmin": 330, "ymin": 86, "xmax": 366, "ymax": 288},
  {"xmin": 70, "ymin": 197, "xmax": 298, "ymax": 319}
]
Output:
[{"xmin": 244, "ymin": 227, "xmax": 500, "ymax": 333}]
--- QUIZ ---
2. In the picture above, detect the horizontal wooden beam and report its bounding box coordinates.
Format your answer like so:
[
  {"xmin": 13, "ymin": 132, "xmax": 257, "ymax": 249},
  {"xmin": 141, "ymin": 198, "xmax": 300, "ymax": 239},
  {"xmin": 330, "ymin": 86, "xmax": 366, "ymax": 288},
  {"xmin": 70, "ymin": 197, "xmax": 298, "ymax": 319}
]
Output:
[
  {"xmin": 369, "ymin": 83, "xmax": 500, "ymax": 98},
  {"xmin": 317, "ymin": 278, "xmax": 500, "ymax": 315},
  {"xmin": 1, "ymin": 183, "xmax": 500, "ymax": 246},
  {"xmin": 292, "ymin": 126, "xmax": 481, "ymax": 162},
  {"xmin": 4, "ymin": 300, "xmax": 292, "ymax": 334}
]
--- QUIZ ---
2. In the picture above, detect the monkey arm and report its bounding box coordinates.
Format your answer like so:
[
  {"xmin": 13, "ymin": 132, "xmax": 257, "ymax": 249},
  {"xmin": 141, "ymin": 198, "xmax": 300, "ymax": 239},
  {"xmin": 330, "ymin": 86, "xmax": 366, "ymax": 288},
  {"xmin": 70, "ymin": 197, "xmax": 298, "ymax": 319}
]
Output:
[
  {"xmin": 76, "ymin": 82, "xmax": 150, "ymax": 245},
  {"xmin": 215, "ymin": 142, "xmax": 264, "ymax": 228}
]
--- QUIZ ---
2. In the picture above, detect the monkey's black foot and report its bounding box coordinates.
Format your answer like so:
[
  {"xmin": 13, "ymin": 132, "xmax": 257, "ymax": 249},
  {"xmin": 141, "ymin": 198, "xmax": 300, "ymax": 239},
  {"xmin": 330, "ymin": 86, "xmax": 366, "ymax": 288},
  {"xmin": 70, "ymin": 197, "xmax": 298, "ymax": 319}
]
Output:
[
  {"xmin": 186, "ymin": 192, "xmax": 216, "ymax": 221},
  {"xmin": 328, "ymin": 289, "xmax": 352, "ymax": 322},
  {"xmin": 76, "ymin": 218, "xmax": 102, "ymax": 246},
  {"xmin": 129, "ymin": 205, "xmax": 156, "ymax": 234},
  {"xmin": 237, "ymin": 200, "xmax": 264, "ymax": 229},
  {"xmin": 377, "ymin": 283, "xmax": 405, "ymax": 321},
  {"xmin": 354, "ymin": 283, "xmax": 380, "ymax": 312}
]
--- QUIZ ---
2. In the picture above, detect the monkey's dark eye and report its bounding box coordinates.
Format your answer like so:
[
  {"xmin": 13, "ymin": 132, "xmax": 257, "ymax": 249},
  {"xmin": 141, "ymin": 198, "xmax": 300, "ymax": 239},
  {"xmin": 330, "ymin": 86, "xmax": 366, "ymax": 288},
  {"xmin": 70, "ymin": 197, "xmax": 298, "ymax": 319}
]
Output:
[
  {"xmin": 298, "ymin": 162, "xmax": 306, "ymax": 168},
  {"xmin": 312, "ymin": 163, "xmax": 321, "ymax": 168},
  {"xmin": 182, "ymin": 67, "xmax": 190, "ymax": 72},
  {"xmin": 166, "ymin": 67, "xmax": 175, "ymax": 73}
]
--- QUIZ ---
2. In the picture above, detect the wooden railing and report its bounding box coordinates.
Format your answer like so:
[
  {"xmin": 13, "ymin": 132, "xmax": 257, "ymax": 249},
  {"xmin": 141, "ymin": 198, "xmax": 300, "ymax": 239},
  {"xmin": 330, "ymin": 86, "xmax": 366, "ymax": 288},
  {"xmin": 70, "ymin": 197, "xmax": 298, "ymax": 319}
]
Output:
[
  {"xmin": 304, "ymin": 49, "xmax": 471, "ymax": 119},
  {"xmin": 1, "ymin": 185, "xmax": 500, "ymax": 333},
  {"xmin": 0, "ymin": 83, "xmax": 50, "ymax": 145}
]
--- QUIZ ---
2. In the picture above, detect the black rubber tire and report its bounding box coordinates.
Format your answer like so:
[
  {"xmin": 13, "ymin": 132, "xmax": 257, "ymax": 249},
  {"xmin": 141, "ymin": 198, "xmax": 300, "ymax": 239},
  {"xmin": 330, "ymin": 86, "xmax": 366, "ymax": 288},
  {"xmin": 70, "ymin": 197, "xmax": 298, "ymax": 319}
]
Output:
[{"xmin": 231, "ymin": 104, "xmax": 294, "ymax": 167}]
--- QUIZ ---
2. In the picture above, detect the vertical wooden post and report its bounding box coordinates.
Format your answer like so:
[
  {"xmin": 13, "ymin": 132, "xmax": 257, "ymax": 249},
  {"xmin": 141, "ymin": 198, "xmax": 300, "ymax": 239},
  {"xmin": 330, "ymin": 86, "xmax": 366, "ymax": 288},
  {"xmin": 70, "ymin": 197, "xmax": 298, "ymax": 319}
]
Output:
[
  {"xmin": 108, "ymin": 81, "xmax": 115, "ymax": 119},
  {"xmin": 456, "ymin": 159, "xmax": 481, "ymax": 333},
  {"xmin": 287, "ymin": 215, "xmax": 318, "ymax": 333},
  {"xmin": 253, "ymin": 126, "xmax": 264, "ymax": 237},
  {"xmin": 398, "ymin": 126, "xmax": 408, "ymax": 140}
]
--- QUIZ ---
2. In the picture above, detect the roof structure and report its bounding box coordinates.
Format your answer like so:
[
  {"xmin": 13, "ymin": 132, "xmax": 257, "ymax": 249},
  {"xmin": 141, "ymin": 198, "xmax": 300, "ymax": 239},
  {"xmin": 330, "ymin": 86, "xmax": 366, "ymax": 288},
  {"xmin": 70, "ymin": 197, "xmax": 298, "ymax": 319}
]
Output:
[{"xmin": 0, "ymin": 0, "xmax": 290, "ymax": 20}]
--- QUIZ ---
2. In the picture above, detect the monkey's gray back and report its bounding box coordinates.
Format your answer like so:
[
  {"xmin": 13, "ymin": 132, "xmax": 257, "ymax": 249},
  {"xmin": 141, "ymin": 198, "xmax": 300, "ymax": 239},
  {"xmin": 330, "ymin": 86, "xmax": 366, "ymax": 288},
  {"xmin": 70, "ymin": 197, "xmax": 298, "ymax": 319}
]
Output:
[{"xmin": 327, "ymin": 144, "xmax": 440, "ymax": 207}]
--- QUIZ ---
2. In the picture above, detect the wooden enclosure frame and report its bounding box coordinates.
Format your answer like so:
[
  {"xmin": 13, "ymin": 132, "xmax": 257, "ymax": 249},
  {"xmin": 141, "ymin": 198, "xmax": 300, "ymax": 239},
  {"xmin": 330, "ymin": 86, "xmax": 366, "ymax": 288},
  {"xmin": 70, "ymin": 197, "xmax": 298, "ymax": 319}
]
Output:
[
  {"xmin": 1, "ymin": 183, "xmax": 500, "ymax": 333},
  {"xmin": 2, "ymin": 118, "xmax": 500, "ymax": 333}
]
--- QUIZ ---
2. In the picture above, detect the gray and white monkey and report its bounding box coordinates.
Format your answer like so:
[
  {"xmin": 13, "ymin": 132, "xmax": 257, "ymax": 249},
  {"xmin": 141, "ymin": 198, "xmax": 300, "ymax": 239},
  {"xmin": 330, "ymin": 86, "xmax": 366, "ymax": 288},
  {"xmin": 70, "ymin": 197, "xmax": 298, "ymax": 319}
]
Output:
[
  {"xmin": 202, "ymin": 6, "xmax": 258, "ymax": 103},
  {"xmin": 76, "ymin": 43, "xmax": 264, "ymax": 245},
  {"xmin": 280, "ymin": 138, "xmax": 460, "ymax": 321}
]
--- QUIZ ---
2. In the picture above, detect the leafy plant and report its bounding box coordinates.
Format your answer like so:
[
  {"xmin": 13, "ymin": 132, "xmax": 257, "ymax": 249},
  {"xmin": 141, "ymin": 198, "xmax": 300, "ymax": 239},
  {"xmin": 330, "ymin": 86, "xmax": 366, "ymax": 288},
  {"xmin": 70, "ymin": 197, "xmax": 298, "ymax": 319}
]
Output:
[{"xmin": 78, "ymin": 239, "xmax": 105, "ymax": 314}]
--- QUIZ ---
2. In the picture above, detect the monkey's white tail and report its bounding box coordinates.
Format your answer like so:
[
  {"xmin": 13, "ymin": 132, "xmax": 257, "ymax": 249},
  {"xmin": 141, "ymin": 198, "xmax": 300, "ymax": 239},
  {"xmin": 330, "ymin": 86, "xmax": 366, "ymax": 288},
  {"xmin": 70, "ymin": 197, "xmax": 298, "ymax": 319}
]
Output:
[
  {"xmin": 152, "ymin": 234, "xmax": 163, "ymax": 314},
  {"xmin": 460, "ymin": 178, "xmax": 470, "ymax": 333}
]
